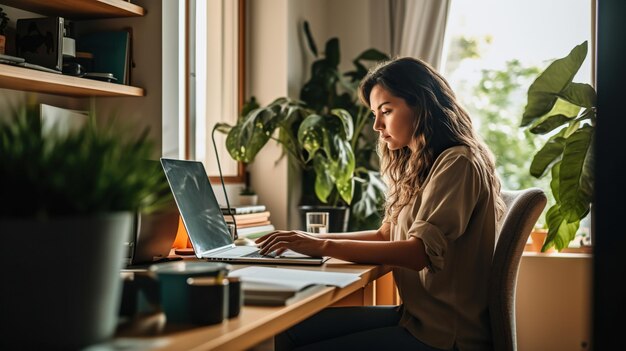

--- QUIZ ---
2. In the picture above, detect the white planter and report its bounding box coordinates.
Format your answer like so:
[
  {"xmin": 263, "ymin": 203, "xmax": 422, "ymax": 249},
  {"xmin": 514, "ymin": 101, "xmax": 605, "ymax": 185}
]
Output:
[
  {"xmin": 238, "ymin": 194, "xmax": 258, "ymax": 206},
  {"xmin": 0, "ymin": 212, "xmax": 132, "ymax": 349}
]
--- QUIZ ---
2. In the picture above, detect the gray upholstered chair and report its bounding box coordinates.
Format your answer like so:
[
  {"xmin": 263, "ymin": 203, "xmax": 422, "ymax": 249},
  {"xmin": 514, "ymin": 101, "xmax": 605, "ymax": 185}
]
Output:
[{"xmin": 489, "ymin": 188, "xmax": 547, "ymax": 351}]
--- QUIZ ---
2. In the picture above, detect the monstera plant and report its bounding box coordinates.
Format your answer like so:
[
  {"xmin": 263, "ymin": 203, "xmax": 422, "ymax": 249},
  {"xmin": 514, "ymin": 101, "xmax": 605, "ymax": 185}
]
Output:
[
  {"xmin": 520, "ymin": 40, "xmax": 595, "ymax": 251},
  {"xmin": 217, "ymin": 21, "xmax": 388, "ymax": 230}
]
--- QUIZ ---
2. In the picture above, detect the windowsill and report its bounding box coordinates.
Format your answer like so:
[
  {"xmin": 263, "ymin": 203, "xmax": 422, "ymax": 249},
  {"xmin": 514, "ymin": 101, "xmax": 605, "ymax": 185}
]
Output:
[{"xmin": 522, "ymin": 249, "xmax": 593, "ymax": 259}]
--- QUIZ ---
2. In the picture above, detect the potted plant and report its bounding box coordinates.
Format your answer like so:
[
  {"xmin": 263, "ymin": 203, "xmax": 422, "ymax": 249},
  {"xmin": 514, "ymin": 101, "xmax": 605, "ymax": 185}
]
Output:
[
  {"xmin": 217, "ymin": 21, "xmax": 388, "ymax": 231},
  {"xmin": 0, "ymin": 7, "xmax": 8, "ymax": 54},
  {"xmin": 520, "ymin": 40, "xmax": 595, "ymax": 251},
  {"xmin": 0, "ymin": 104, "xmax": 170, "ymax": 349}
]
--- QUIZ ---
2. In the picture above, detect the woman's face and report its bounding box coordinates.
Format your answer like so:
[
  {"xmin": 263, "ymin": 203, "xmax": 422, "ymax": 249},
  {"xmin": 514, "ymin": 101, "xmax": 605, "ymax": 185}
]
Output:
[{"xmin": 369, "ymin": 84, "xmax": 417, "ymax": 151}]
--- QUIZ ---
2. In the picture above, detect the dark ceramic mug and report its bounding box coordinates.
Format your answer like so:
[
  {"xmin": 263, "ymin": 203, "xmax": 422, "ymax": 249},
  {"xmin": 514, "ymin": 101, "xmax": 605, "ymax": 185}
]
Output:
[{"xmin": 150, "ymin": 261, "xmax": 231, "ymax": 324}]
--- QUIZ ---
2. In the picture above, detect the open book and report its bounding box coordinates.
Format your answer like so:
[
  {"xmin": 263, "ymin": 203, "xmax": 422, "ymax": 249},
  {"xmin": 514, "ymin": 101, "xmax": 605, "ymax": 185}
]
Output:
[{"xmin": 228, "ymin": 266, "xmax": 361, "ymax": 306}]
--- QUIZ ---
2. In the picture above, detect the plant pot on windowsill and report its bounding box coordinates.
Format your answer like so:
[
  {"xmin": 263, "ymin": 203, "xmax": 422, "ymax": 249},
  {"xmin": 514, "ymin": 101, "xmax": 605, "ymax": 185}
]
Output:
[{"xmin": 529, "ymin": 228, "xmax": 556, "ymax": 253}]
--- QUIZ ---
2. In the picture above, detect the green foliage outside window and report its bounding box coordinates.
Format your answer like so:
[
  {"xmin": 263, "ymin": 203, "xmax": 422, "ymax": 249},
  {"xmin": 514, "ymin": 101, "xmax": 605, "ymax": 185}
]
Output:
[{"xmin": 445, "ymin": 36, "xmax": 552, "ymax": 224}]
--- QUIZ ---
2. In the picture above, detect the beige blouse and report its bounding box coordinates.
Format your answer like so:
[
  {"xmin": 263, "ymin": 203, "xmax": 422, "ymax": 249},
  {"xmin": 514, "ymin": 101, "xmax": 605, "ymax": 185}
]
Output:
[{"xmin": 390, "ymin": 146, "xmax": 499, "ymax": 351}]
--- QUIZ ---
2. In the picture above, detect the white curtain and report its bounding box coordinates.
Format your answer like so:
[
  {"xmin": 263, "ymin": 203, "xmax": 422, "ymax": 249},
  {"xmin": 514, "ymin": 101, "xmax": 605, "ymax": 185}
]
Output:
[{"xmin": 370, "ymin": 0, "xmax": 451, "ymax": 70}]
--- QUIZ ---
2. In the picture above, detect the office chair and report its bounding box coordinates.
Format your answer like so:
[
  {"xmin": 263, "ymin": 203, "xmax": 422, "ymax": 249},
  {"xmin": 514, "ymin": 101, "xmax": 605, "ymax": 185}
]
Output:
[{"xmin": 489, "ymin": 188, "xmax": 547, "ymax": 351}]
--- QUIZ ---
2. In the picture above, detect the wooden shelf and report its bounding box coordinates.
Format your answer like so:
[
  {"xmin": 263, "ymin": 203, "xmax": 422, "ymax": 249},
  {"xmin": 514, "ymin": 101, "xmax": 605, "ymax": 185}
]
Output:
[
  {"xmin": 0, "ymin": 0, "xmax": 145, "ymax": 19},
  {"xmin": 0, "ymin": 64, "xmax": 144, "ymax": 97}
]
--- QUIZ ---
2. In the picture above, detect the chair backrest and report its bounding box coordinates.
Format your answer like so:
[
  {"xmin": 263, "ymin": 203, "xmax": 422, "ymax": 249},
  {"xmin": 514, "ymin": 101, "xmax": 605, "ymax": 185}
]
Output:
[{"xmin": 489, "ymin": 188, "xmax": 547, "ymax": 351}]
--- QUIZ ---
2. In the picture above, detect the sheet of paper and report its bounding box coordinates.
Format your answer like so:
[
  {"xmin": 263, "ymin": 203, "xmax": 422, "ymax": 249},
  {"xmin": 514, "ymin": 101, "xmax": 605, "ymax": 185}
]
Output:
[{"xmin": 229, "ymin": 266, "xmax": 361, "ymax": 289}]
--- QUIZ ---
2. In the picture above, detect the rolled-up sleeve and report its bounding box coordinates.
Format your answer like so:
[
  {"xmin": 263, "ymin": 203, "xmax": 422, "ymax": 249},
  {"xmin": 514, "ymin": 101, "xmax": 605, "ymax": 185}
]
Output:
[{"xmin": 407, "ymin": 154, "xmax": 481, "ymax": 272}]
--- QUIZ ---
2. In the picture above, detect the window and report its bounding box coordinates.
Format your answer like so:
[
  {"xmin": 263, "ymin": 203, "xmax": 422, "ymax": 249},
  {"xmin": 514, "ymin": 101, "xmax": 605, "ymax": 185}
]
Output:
[
  {"xmin": 188, "ymin": 0, "xmax": 244, "ymax": 182},
  {"xmin": 441, "ymin": 0, "xmax": 593, "ymax": 229}
]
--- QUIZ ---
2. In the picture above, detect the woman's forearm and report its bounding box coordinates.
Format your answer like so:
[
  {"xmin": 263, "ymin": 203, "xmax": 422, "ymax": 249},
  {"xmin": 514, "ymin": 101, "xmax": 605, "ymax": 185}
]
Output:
[
  {"xmin": 315, "ymin": 229, "xmax": 383, "ymax": 241},
  {"xmin": 321, "ymin": 237, "xmax": 429, "ymax": 272},
  {"xmin": 316, "ymin": 222, "xmax": 391, "ymax": 241}
]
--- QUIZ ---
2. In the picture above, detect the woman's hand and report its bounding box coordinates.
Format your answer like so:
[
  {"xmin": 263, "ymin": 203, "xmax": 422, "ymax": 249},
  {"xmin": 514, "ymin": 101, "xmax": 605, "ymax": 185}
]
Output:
[{"xmin": 255, "ymin": 230, "xmax": 327, "ymax": 257}]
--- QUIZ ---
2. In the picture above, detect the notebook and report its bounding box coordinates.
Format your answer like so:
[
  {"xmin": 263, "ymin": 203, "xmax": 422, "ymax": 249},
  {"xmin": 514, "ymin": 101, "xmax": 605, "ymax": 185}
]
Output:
[{"xmin": 160, "ymin": 158, "xmax": 329, "ymax": 265}]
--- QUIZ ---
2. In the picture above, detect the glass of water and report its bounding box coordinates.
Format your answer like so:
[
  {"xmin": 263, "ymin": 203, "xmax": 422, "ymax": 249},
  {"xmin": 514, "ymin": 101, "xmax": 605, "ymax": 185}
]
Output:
[{"xmin": 306, "ymin": 212, "xmax": 329, "ymax": 234}]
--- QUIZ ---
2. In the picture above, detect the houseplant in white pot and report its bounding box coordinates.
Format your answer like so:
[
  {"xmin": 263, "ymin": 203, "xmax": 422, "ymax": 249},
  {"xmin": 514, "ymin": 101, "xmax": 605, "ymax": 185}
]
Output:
[
  {"xmin": 520, "ymin": 40, "xmax": 595, "ymax": 251},
  {"xmin": 237, "ymin": 170, "xmax": 258, "ymax": 206},
  {"xmin": 0, "ymin": 104, "xmax": 169, "ymax": 349}
]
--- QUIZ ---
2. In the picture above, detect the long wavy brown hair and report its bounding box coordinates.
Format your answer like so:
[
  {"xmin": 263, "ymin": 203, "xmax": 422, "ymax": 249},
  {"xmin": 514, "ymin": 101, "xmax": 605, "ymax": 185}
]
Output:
[{"xmin": 358, "ymin": 57, "xmax": 505, "ymax": 224}]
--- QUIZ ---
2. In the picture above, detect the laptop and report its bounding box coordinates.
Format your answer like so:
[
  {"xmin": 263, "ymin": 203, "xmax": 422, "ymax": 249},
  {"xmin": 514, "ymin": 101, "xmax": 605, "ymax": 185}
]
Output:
[{"xmin": 160, "ymin": 158, "xmax": 329, "ymax": 265}]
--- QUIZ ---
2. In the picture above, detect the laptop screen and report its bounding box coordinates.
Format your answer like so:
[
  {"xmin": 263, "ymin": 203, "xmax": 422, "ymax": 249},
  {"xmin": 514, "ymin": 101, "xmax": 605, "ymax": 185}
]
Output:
[{"xmin": 160, "ymin": 158, "xmax": 234, "ymax": 257}]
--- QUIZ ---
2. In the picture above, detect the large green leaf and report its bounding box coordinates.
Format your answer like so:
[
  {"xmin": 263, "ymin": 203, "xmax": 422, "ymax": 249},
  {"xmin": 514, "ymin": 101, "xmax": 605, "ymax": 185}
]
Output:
[
  {"xmin": 313, "ymin": 155, "xmax": 333, "ymax": 203},
  {"xmin": 214, "ymin": 122, "xmax": 232, "ymax": 135},
  {"xmin": 558, "ymin": 125, "xmax": 593, "ymax": 221},
  {"xmin": 530, "ymin": 130, "xmax": 566, "ymax": 177},
  {"xmin": 351, "ymin": 171, "xmax": 386, "ymax": 219},
  {"xmin": 325, "ymin": 38, "xmax": 340, "ymax": 68},
  {"xmin": 334, "ymin": 137, "xmax": 356, "ymax": 177},
  {"xmin": 336, "ymin": 177, "xmax": 354, "ymax": 205},
  {"xmin": 224, "ymin": 98, "xmax": 310, "ymax": 164},
  {"xmin": 544, "ymin": 204, "xmax": 580, "ymax": 251},
  {"xmin": 355, "ymin": 48, "xmax": 389, "ymax": 62},
  {"xmin": 225, "ymin": 108, "xmax": 276, "ymax": 162},
  {"xmin": 302, "ymin": 20, "xmax": 318, "ymax": 57},
  {"xmin": 561, "ymin": 82, "xmax": 597, "ymax": 108},
  {"xmin": 550, "ymin": 161, "xmax": 561, "ymax": 203},
  {"xmin": 301, "ymin": 59, "xmax": 339, "ymax": 112},
  {"xmin": 528, "ymin": 98, "xmax": 581, "ymax": 134},
  {"xmin": 332, "ymin": 138, "xmax": 355, "ymax": 204},
  {"xmin": 297, "ymin": 114, "xmax": 325, "ymax": 162},
  {"xmin": 310, "ymin": 136, "xmax": 355, "ymax": 205},
  {"xmin": 346, "ymin": 49, "xmax": 389, "ymax": 82},
  {"xmin": 580, "ymin": 134, "xmax": 595, "ymax": 199},
  {"xmin": 521, "ymin": 41, "xmax": 588, "ymax": 126},
  {"xmin": 330, "ymin": 108, "xmax": 354, "ymax": 139}
]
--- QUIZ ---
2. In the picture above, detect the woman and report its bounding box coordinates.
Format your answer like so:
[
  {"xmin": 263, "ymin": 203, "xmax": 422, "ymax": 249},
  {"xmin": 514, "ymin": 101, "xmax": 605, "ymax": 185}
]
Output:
[{"xmin": 257, "ymin": 57, "xmax": 505, "ymax": 351}]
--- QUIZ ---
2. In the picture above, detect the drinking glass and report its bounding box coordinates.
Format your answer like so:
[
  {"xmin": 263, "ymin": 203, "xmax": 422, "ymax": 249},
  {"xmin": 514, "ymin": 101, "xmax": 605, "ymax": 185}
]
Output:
[{"xmin": 306, "ymin": 212, "xmax": 329, "ymax": 234}]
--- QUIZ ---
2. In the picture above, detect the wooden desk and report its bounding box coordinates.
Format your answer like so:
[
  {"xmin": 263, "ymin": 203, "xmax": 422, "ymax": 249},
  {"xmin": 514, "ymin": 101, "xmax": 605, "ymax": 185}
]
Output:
[{"xmin": 114, "ymin": 259, "xmax": 392, "ymax": 351}]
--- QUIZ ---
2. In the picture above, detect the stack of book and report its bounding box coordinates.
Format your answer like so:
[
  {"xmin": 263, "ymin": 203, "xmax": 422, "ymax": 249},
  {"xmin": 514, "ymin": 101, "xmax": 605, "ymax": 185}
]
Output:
[
  {"xmin": 221, "ymin": 205, "xmax": 275, "ymax": 239},
  {"xmin": 229, "ymin": 266, "xmax": 361, "ymax": 306}
]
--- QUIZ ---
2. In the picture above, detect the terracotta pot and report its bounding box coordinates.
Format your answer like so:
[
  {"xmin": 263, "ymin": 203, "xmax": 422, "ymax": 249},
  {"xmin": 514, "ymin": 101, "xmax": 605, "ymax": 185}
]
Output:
[
  {"xmin": 0, "ymin": 35, "xmax": 5, "ymax": 55},
  {"xmin": 529, "ymin": 228, "xmax": 556, "ymax": 253}
]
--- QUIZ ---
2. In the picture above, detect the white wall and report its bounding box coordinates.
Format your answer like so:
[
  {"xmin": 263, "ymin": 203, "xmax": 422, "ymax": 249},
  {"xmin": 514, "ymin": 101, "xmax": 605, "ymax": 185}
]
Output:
[
  {"xmin": 247, "ymin": 0, "xmax": 290, "ymax": 230},
  {"xmin": 74, "ymin": 0, "xmax": 165, "ymax": 157},
  {"xmin": 247, "ymin": 0, "xmax": 375, "ymax": 230}
]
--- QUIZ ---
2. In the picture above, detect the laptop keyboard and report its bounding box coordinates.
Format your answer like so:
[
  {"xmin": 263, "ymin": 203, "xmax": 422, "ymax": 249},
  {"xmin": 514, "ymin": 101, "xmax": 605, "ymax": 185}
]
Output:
[{"xmin": 243, "ymin": 250, "xmax": 277, "ymax": 258}]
